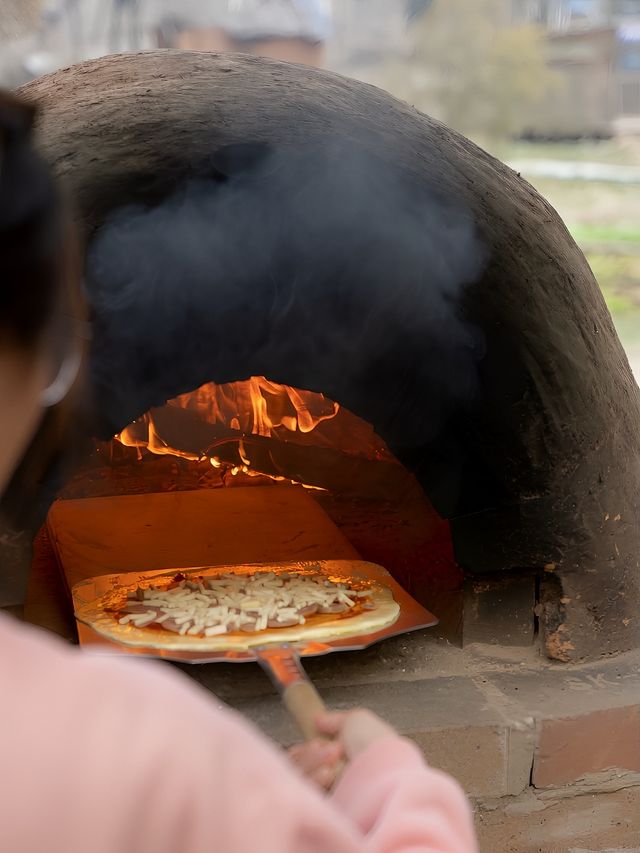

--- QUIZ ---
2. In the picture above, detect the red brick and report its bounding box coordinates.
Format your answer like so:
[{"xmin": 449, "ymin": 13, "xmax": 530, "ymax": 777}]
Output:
[{"xmin": 533, "ymin": 705, "xmax": 640, "ymax": 788}]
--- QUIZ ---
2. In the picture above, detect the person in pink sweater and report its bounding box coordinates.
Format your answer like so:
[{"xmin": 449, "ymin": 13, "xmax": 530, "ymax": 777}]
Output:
[{"xmin": 0, "ymin": 90, "xmax": 478, "ymax": 853}]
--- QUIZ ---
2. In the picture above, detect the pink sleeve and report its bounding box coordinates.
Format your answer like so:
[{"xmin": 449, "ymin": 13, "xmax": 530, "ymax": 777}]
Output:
[
  {"xmin": 167, "ymin": 704, "xmax": 478, "ymax": 853},
  {"xmin": 123, "ymin": 682, "xmax": 479, "ymax": 853},
  {"xmin": 331, "ymin": 737, "xmax": 479, "ymax": 852},
  {"xmin": 0, "ymin": 615, "xmax": 477, "ymax": 853}
]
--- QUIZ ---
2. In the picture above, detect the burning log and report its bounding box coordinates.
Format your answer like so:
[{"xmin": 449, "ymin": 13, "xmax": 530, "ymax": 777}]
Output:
[{"xmin": 118, "ymin": 402, "xmax": 416, "ymax": 500}]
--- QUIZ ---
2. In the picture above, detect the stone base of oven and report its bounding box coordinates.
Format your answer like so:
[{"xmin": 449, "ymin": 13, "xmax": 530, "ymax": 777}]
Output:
[
  {"xmin": 179, "ymin": 633, "xmax": 640, "ymax": 850},
  {"xmin": 476, "ymin": 787, "xmax": 640, "ymax": 852}
]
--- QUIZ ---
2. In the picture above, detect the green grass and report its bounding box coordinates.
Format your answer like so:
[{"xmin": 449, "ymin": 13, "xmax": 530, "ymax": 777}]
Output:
[
  {"xmin": 610, "ymin": 307, "xmax": 640, "ymax": 351},
  {"xmin": 585, "ymin": 252, "xmax": 640, "ymax": 349},
  {"xmin": 467, "ymin": 138, "xmax": 640, "ymax": 360},
  {"xmin": 493, "ymin": 139, "xmax": 640, "ymax": 167},
  {"xmin": 474, "ymin": 141, "xmax": 640, "ymax": 353},
  {"xmin": 569, "ymin": 223, "xmax": 640, "ymax": 244},
  {"xmin": 586, "ymin": 253, "xmax": 640, "ymax": 294},
  {"xmin": 515, "ymin": 177, "xmax": 640, "ymax": 351}
]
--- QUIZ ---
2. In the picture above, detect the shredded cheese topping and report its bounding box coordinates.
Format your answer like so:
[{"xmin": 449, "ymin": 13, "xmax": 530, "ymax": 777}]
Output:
[{"xmin": 118, "ymin": 571, "xmax": 372, "ymax": 637}]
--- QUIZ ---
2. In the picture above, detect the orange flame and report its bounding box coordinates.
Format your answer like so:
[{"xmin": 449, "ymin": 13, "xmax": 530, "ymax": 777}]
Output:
[
  {"xmin": 115, "ymin": 376, "xmax": 392, "ymax": 489},
  {"xmin": 170, "ymin": 376, "xmax": 339, "ymax": 437},
  {"xmin": 117, "ymin": 377, "xmax": 340, "ymax": 454}
]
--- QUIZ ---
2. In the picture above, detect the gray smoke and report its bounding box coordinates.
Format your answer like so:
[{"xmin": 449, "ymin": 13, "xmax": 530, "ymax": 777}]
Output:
[{"xmin": 86, "ymin": 142, "xmax": 486, "ymax": 454}]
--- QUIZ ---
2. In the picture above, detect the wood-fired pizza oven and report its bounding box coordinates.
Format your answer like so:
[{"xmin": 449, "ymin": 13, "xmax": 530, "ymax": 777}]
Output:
[{"xmin": 5, "ymin": 50, "xmax": 640, "ymax": 664}]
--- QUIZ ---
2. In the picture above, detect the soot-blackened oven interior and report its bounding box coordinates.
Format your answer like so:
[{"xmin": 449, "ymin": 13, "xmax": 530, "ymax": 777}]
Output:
[{"xmin": 8, "ymin": 51, "xmax": 640, "ymax": 666}]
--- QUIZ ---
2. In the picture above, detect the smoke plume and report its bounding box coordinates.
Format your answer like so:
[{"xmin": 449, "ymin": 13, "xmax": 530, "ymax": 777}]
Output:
[{"xmin": 86, "ymin": 142, "xmax": 486, "ymax": 455}]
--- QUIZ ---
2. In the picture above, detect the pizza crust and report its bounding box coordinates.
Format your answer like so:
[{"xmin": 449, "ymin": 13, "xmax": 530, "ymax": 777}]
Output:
[{"xmin": 75, "ymin": 567, "xmax": 400, "ymax": 652}]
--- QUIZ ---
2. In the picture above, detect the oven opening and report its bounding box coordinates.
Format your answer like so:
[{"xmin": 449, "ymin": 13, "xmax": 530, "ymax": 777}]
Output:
[{"xmin": 54, "ymin": 376, "xmax": 461, "ymax": 626}]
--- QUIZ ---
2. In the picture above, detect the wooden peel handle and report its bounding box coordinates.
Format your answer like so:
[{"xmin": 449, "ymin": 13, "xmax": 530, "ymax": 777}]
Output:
[
  {"xmin": 283, "ymin": 680, "xmax": 347, "ymax": 783},
  {"xmin": 282, "ymin": 679, "xmax": 328, "ymax": 741},
  {"xmin": 256, "ymin": 645, "xmax": 344, "ymax": 764}
]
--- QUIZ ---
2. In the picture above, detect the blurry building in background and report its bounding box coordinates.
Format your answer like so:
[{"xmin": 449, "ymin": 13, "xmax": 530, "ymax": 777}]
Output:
[
  {"xmin": 0, "ymin": 0, "xmax": 42, "ymax": 43},
  {"xmin": 3, "ymin": 0, "xmax": 332, "ymax": 83},
  {"xmin": 328, "ymin": 0, "xmax": 640, "ymax": 139},
  {"xmin": 3, "ymin": 0, "xmax": 640, "ymax": 138},
  {"xmin": 0, "ymin": 0, "xmax": 46, "ymax": 84},
  {"xmin": 155, "ymin": 0, "xmax": 332, "ymax": 68},
  {"xmin": 327, "ymin": 0, "xmax": 434, "ymax": 99},
  {"xmin": 329, "ymin": 0, "xmax": 409, "ymax": 67},
  {"xmin": 616, "ymin": 13, "xmax": 640, "ymax": 131},
  {"xmin": 513, "ymin": 0, "xmax": 640, "ymax": 135}
]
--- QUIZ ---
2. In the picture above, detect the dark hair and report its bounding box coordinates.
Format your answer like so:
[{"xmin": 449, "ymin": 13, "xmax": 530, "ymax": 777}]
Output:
[
  {"xmin": 0, "ymin": 91, "xmax": 65, "ymax": 350},
  {"xmin": 0, "ymin": 91, "xmax": 84, "ymax": 529}
]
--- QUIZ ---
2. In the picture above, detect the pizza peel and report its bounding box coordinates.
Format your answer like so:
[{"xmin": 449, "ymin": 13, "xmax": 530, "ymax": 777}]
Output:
[{"xmin": 72, "ymin": 559, "xmax": 438, "ymax": 740}]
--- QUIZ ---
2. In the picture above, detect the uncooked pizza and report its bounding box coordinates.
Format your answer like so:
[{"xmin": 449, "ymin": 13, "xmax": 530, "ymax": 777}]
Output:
[{"xmin": 75, "ymin": 567, "xmax": 400, "ymax": 652}]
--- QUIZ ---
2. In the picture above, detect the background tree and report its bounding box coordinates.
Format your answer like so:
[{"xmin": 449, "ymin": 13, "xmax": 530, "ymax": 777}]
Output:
[{"xmin": 387, "ymin": 0, "xmax": 560, "ymax": 142}]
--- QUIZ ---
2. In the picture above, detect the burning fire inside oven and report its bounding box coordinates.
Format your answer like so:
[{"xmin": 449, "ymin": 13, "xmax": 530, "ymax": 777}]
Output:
[{"xmin": 112, "ymin": 376, "xmax": 397, "ymax": 491}]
